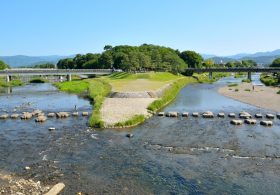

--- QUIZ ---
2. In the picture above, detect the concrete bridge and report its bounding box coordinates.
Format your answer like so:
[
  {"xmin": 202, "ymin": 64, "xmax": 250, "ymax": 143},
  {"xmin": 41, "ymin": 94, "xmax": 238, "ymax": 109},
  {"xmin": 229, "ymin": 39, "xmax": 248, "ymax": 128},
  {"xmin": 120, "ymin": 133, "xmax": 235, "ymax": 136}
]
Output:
[
  {"xmin": 0, "ymin": 69, "xmax": 113, "ymax": 82},
  {"xmin": 186, "ymin": 67, "xmax": 280, "ymax": 80}
]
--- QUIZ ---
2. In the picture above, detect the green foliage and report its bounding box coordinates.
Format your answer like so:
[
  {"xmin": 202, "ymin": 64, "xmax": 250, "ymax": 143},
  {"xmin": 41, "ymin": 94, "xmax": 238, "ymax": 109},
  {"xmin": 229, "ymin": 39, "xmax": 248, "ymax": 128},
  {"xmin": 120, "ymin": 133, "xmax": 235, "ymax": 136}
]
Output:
[
  {"xmin": 260, "ymin": 73, "xmax": 279, "ymax": 86},
  {"xmin": 0, "ymin": 77, "xmax": 22, "ymax": 87},
  {"xmin": 32, "ymin": 63, "xmax": 55, "ymax": 68},
  {"xmin": 225, "ymin": 60, "xmax": 257, "ymax": 68},
  {"xmin": 245, "ymin": 89, "xmax": 251, "ymax": 92},
  {"xmin": 114, "ymin": 115, "xmax": 146, "ymax": 128},
  {"xmin": 203, "ymin": 59, "xmax": 214, "ymax": 68},
  {"xmin": 147, "ymin": 77, "xmax": 197, "ymax": 112},
  {"xmin": 57, "ymin": 44, "xmax": 188, "ymax": 73},
  {"xmin": 180, "ymin": 50, "xmax": 203, "ymax": 68},
  {"xmin": 0, "ymin": 60, "xmax": 10, "ymax": 70},
  {"xmin": 271, "ymin": 58, "xmax": 280, "ymax": 67},
  {"xmin": 234, "ymin": 73, "xmax": 245, "ymax": 78},
  {"xmin": 235, "ymin": 89, "xmax": 239, "ymax": 92},
  {"xmin": 242, "ymin": 79, "xmax": 251, "ymax": 83},
  {"xmin": 228, "ymin": 83, "xmax": 238, "ymax": 87},
  {"xmin": 192, "ymin": 72, "xmax": 229, "ymax": 83},
  {"xmin": 277, "ymin": 90, "xmax": 280, "ymax": 95},
  {"xmin": 29, "ymin": 77, "xmax": 48, "ymax": 83}
]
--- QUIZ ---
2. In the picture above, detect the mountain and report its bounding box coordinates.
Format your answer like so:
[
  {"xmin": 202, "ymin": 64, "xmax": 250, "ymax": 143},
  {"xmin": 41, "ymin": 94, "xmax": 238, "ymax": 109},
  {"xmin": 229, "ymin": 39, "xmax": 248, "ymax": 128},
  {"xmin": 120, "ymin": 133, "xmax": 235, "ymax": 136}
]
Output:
[
  {"xmin": 0, "ymin": 55, "xmax": 74, "ymax": 67},
  {"xmin": 203, "ymin": 49, "xmax": 280, "ymax": 65}
]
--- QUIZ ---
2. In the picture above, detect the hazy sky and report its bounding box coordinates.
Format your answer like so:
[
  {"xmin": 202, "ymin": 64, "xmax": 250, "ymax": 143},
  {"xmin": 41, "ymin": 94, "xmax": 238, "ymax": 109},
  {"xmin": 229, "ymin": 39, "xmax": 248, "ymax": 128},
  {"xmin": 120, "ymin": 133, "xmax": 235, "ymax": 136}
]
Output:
[{"xmin": 0, "ymin": 0, "xmax": 279, "ymax": 56}]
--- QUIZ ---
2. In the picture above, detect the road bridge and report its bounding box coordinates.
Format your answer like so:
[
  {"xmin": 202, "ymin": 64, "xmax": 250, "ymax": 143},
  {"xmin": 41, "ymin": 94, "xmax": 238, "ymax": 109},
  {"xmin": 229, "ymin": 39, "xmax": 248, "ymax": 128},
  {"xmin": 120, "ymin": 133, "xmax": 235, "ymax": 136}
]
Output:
[
  {"xmin": 0, "ymin": 69, "xmax": 113, "ymax": 82},
  {"xmin": 186, "ymin": 67, "xmax": 280, "ymax": 80}
]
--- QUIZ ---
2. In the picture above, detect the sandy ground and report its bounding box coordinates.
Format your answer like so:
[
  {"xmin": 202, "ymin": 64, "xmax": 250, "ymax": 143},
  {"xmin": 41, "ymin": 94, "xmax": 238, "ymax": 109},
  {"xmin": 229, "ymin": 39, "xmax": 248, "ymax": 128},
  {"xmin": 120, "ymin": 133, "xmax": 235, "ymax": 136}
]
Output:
[
  {"xmin": 100, "ymin": 98, "xmax": 156, "ymax": 126},
  {"xmin": 218, "ymin": 83, "xmax": 280, "ymax": 112}
]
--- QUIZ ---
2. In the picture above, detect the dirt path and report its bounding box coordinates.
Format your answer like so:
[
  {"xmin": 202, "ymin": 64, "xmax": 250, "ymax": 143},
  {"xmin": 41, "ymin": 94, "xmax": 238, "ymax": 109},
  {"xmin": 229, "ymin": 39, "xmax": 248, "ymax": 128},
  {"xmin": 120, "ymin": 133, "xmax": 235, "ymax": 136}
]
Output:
[{"xmin": 218, "ymin": 83, "xmax": 280, "ymax": 112}]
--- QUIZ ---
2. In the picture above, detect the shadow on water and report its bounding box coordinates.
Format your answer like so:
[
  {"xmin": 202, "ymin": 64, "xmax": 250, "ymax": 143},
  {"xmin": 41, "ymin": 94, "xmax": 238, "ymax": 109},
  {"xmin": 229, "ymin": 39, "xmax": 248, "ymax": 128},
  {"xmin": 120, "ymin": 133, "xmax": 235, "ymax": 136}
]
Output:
[{"xmin": 0, "ymin": 78, "xmax": 280, "ymax": 194}]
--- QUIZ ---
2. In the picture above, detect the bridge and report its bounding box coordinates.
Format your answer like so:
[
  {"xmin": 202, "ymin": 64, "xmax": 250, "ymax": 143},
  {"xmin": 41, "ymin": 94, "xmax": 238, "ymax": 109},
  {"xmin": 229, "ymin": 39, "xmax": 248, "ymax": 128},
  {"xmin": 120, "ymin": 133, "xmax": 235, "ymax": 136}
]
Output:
[
  {"xmin": 0, "ymin": 69, "xmax": 113, "ymax": 82},
  {"xmin": 186, "ymin": 67, "xmax": 280, "ymax": 80}
]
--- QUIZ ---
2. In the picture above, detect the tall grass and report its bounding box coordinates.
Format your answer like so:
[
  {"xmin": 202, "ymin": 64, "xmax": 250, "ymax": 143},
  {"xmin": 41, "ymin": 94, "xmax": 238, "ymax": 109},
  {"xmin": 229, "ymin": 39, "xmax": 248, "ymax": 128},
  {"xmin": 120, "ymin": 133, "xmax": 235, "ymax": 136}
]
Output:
[
  {"xmin": 147, "ymin": 77, "xmax": 197, "ymax": 112},
  {"xmin": 0, "ymin": 77, "xmax": 23, "ymax": 87},
  {"xmin": 114, "ymin": 115, "xmax": 146, "ymax": 128}
]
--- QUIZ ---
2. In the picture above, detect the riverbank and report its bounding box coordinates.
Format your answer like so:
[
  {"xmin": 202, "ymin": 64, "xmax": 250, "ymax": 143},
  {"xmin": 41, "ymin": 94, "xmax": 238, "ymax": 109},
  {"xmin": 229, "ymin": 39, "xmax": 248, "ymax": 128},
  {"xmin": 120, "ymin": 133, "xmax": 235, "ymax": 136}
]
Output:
[
  {"xmin": 0, "ymin": 76, "xmax": 23, "ymax": 87},
  {"xmin": 56, "ymin": 72, "xmax": 197, "ymax": 128},
  {"xmin": 218, "ymin": 82, "xmax": 280, "ymax": 112}
]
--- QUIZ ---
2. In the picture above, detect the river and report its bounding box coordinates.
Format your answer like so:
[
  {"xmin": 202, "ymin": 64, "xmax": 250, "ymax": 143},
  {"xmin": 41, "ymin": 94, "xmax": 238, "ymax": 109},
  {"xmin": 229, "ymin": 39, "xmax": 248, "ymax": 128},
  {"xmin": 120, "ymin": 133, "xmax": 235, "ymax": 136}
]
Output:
[{"xmin": 0, "ymin": 76, "xmax": 280, "ymax": 194}]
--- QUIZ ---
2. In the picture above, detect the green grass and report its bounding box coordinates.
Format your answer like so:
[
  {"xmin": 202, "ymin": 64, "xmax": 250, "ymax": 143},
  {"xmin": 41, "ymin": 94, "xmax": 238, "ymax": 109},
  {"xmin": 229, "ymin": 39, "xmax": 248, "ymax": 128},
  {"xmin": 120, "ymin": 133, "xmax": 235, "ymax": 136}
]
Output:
[
  {"xmin": 242, "ymin": 79, "xmax": 251, "ymax": 83},
  {"xmin": 0, "ymin": 77, "xmax": 23, "ymax": 87},
  {"xmin": 29, "ymin": 77, "xmax": 48, "ymax": 83},
  {"xmin": 147, "ymin": 77, "xmax": 197, "ymax": 112},
  {"xmin": 55, "ymin": 79, "xmax": 111, "ymax": 128},
  {"xmin": 228, "ymin": 83, "xmax": 238, "ymax": 87},
  {"xmin": 244, "ymin": 88, "xmax": 251, "ymax": 92},
  {"xmin": 260, "ymin": 74, "xmax": 279, "ymax": 86},
  {"xmin": 234, "ymin": 73, "xmax": 245, "ymax": 78},
  {"xmin": 114, "ymin": 115, "xmax": 146, "ymax": 128},
  {"xmin": 235, "ymin": 88, "xmax": 239, "ymax": 92}
]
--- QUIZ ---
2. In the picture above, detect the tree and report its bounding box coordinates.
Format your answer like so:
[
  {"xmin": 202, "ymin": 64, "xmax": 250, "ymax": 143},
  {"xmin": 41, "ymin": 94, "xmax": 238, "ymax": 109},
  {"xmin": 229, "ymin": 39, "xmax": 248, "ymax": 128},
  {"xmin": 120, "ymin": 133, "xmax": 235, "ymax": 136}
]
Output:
[
  {"xmin": 98, "ymin": 52, "xmax": 113, "ymax": 68},
  {"xmin": 104, "ymin": 45, "xmax": 113, "ymax": 51},
  {"xmin": 180, "ymin": 51, "xmax": 203, "ymax": 68},
  {"xmin": 0, "ymin": 60, "xmax": 10, "ymax": 70},
  {"xmin": 203, "ymin": 59, "xmax": 214, "ymax": 68},
  {"xmin": 271, "ymin": 58, "xmax": 280, "ymax": 67}
]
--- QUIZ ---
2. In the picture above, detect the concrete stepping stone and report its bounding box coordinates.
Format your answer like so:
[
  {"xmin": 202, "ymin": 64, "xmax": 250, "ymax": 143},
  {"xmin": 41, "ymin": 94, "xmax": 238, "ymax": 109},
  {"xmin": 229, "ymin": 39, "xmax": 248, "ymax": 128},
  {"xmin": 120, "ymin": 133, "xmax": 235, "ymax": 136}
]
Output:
[
  {"xmin": 230, "ymin": 119, "xmax": 243, "ymax": 125},
  {"xmin": 266, "ymin": 114, "xmax": 275, "ymax": 119},
  {"xmin": 245, "ymin": 119, "xmax": 257, "ymax": 125},
  {"xmin": 228, "ymin": 113, "xmax": 236, "ymax": 118},
  {"xmin": 158, "ymin": 112, "xmax": 165, "ymax": 116},
  {"xmin": 182, "ymin": 112, "xmax": 189, "ymax": 117},
  {"xmin": 255, "ymin": 113, "xmax": 263, "ymax": 118},
  {"xmin": 260, "ymin": 120, "xmax": 273, "ymax": 126}
]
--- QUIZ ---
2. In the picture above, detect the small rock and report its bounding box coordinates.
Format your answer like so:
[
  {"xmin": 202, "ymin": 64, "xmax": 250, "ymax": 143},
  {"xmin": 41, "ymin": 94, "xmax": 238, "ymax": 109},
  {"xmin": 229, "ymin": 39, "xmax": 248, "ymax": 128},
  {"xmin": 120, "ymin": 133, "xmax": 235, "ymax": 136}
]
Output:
[
  {"xmin": 192, "ymin": 112, "xmax": 199, "ymax": 117},
  {"xmin": 230, "ymin": 119, "xmax": 243, "ymax": 125},
  {"xmin": 24, "ymin": 166, "xmax": 31, "ymax": 170},
  {"xmin": 228, "ymin": 113, "xmax": 236, "ymax": 118},
  {"xmin": 82, "ymin": 112, "xmax": 89, "ymax": 116},
  {"xmin": 260, "ymin": 120, "xmax": 273, "ymax": 126},
  {"xmin": 48, "ymin": 127, "xmax": 56, "ymax": 131},
  {"xmin": 266, "ymin": 114, "xmax": 275, "ymax": 119},
  {"xmin": 217, "ymin": 113, "xmax": 225, "ymax": 118},
  {"xmin": 255, "ymin": 113, "xmax": 263, "ymax": 118},
  {"xmin": 126, "ymin": 134, "xmax": 134, "ymax": 138}
]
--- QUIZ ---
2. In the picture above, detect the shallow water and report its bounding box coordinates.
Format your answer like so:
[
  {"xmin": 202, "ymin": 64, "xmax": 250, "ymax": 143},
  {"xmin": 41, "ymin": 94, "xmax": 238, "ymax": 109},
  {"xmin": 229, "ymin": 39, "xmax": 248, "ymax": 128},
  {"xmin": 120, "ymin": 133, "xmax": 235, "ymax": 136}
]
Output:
[{"xmin": 0, "ymin": 79, "xmax": 280, "ymax": 194}]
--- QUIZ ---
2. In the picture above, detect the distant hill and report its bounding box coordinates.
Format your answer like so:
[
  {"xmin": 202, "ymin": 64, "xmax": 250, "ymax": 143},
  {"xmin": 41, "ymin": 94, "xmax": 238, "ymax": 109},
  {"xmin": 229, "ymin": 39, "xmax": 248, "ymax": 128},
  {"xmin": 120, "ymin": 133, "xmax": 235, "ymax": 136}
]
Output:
[
  {"xmin": 0, "ymin": 55, "xmax": 74, "ymax": 67},
  {"xmin": 203, "ymin": 49, "xmax": 280, "ymax": 65}
]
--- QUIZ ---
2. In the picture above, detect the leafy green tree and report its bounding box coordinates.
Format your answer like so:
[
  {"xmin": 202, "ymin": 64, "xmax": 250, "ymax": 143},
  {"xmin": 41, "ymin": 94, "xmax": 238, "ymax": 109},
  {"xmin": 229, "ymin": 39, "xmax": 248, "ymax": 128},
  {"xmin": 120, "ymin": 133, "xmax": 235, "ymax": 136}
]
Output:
[
  {"xmin": 98, "ymin": 52, "xmax": 113, "ymax": 68},
  {"xmin": 57, "ymin": 58, "xmax": 75, "ymax": 69},
  {"xmin": 33, "ymin": 63, "xmax": 55, "ymax": 68},
  {"xmin": 180, "ymin": 51, "xmax": 203, "ymax": 68},
  {"xmin": 241, "ymin": 60, "xmax": 257, "ymax": 67},
  {"xmin": 203, "ymin": 59, "xmax": 214, "ymax": 68},
  {"xmin": 104, "ymin": 45, "xmax": 113, "ymax": 51},
  {"xmin": 0, "ymin": 60, "xmax": 10, "ymax": 70},
  {"xmin": 271, "ymin": 58, "xmax": 280, "ymax": 67}
]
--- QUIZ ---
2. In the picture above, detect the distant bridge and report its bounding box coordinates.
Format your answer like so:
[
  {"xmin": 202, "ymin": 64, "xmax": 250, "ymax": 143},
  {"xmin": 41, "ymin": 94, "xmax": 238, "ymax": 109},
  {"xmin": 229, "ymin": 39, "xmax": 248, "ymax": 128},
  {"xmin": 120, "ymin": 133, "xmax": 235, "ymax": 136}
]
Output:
[
  {"xmin": 186, "ymin": 67, "xmax": 280, "ymax": 80},
  {"xmin": 0, "ymin": 69, "xmax": 113, "ymax": 82}
]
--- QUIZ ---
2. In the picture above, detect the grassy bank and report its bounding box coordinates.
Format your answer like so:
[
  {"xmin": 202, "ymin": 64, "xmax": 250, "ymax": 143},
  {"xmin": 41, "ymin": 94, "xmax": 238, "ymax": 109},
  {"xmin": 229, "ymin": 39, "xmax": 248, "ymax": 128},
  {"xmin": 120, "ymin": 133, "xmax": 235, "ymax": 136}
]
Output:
[
  {"xmin": 55, "ymin": 79, "xmax": 111, "ymax": 128},
  {"xmin": 193, "ymin": 72, "xmax": 230, "ymax": 83},
  {"xmin": 114, "ymin": 115, "xmax": 146, "ymax": 128},
  {"xmin": 260, "ymin": 73, "xmax": 279, "ymax": 86},
  {"xmin": 147, "ymin": 77, "xmax": 197, "ymax": 112},
  {"xmin": 0, "ymin": 77, "xmax": 23, "ymax": 87}
]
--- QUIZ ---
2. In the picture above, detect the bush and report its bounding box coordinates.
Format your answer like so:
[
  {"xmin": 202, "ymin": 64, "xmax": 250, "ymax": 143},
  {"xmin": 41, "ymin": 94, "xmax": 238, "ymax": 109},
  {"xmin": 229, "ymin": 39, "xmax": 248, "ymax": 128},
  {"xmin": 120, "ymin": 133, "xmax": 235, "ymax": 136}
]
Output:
[
  {"xmin": 277, "ymin": 90, "xmax": 280, "ymax": 95},
  {"xmin": 260, "ymin": 74, "xmax": 278, "ymax": 86},
  {"xmin": 228, "ymin": 83, "xmax": 238, "ymax": 87},
  {"xmin": 242, "ymin": 79, "xmax": 251, "ymax": 83},
  {"xmin": 245, "ymin": 89, "xmax": 251, "ymax": 92},
  {"xmin": 235, "ymin": 89, "xmax": 239, "ymax": 92}
]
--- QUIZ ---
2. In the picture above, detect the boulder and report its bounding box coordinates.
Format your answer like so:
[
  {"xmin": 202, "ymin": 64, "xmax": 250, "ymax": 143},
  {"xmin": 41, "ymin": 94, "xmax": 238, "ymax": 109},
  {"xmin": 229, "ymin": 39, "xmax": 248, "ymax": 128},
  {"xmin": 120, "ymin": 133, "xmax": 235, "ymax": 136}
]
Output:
[
  {"xmin": 266, "ymin": 114, "xmax": 275, "ymax": 119},
  {"xmin": 10, "ymin": 114, "xmax": 19, "ymax": 119},
  {"xmin": 255, "ymin": 113, "xmax": 263, "ymax": 119},
  {"xmin": 158, "ymin": 112, "xmax": 165, "ymax": 116},
  {"xmin": 217, "ymin": 113, "xmax": 225, "ymax": 118},
  {"xmin": 56, "ymin": 112, "xmax": 70, "ymax": 118},
  {"xmin": 228, "ymin": 113, "xmax": 236, "ymax": 118},
  {"xmin": 165, "ymin": 112, "xmax": 178, "ymax": 117},
  {"xmin": 47, "ymin": 113, "xmax": 55, "ymax": 117},
  {"xmin": 72, "ymin": 112, "xmax": 79, "ymax": 116},
  {"xmin": 182, "ymin": 112, "xmax": 189, "ymax": 117},
  {"xmin": 21, "ymin": 112, "xmax": 33, "ymax": 120},
  {"xmin": 260, "ymin": 120, "xmax": 273, "ymax": 126},
  {"xmin": 35, "ymin": 116, "xmax": 47, "ymax": 122},
  {"xmin": 192, "ymin": 112, "xmax": 199, "ymax": 117},
  {"xmin": 244, "ymin": 119, "xmax": 257, "ymax": 125},
  {"xmin": 82, "ymin": 112, "xmax": 89, "ymax": 116},
  {"xmin": 239, "ymin": 111, "xmax": 251, "ymax": 119},
  {"xmin": 202, "ymin": 111, "xmax": 214, "ymax": 118},
  {"xmin": 0, "ymin": 114, "xmax": 9, "ymax": 119},
  {"xmin": 230, "ymin": 119, "xmax": 243, "ymax": 125}
]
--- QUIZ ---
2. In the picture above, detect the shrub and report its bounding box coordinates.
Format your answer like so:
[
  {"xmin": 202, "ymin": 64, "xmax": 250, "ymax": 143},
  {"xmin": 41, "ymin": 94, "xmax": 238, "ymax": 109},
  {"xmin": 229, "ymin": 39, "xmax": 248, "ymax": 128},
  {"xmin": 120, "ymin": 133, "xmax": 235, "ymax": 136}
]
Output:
[
  {"xmin": 228, "ymin": 83, "xmax": 238, "ymax": 87},
  {"xmin": 277, "ymin": 90, "xmax": 280, "ymax": 95},
  {"xmin": 114, "ymin": 115, "xmax": 146, "ymax": 128},
  {"xmin": 235, "ymin": 88, "xmax": 239, "ymax": 92},
  {"xmin": 244, "ymin": 89, "xmax": 251, "ymax": 92},
  {"xmin": 242, "ymin": 79, "xmax": 251, "ymax": 83}
]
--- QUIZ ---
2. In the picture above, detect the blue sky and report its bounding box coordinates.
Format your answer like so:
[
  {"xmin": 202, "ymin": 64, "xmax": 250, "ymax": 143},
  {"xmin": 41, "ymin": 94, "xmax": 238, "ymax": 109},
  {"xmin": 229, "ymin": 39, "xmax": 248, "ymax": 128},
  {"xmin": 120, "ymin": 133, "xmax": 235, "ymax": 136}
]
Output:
[{"xmin": 0, "ymin": 0, "xmax": 279, "ymax": 56}]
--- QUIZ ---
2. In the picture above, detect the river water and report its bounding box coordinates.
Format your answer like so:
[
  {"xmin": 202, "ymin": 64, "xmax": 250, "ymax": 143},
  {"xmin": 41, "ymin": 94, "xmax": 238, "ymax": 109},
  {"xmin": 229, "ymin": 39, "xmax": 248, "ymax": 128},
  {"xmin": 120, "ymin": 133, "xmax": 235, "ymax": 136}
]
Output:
[{"xmin": 0, "ymin": 77, "xmax": 280, "ymax": 194}]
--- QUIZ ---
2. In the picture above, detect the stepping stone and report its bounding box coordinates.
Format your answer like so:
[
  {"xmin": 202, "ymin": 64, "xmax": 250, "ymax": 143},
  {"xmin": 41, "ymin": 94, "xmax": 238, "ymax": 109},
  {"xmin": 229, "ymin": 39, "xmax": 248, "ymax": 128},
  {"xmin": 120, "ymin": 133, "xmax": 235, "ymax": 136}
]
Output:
[
  {"xmin": 239, "ymin": 111, "xmax": 251, "ymax": 119},
  {"xmin": 56, "ymin": 112, "xmax": 70, "ymax": 118},
  {"xmin": 276, "ymin": 114, "xmax": 280, "ymax": 119},
  {"xmin": 228, "ymin": 113, "xmax": 236, "ymax": 118},
  {"xmin": 10, "ymin": 114, "xmax": 19, "ymax": 119},
  {"xmin": 182, "ymin": 112, "xmax": 189, "ymax": 117},
  {"xmin": 47, "ymin": 113, "xmax": 55, "ymax": 117},
  {"xmin": 217, "ymin": 113, "xmax": 225, "ymax": 118},
  {"xmin": 0, "ymin": 114, "xmax": 9, "ymax": 119},
  {"xmin": 260, "ymin": 120, "xmax": 273, "ymax": 126},
  {"xmin": 126, "ymin": 133, "xmax": 134, "ymax": 138},
  {"xmin": 230, "ymin": 119, "xmax": 243, "ymax": 125},
  {"xmin": 244, "ymin": 119, "xmax": 257, "ymax": 125},
  {"xmin": 82, "ymin": 112, "xmax": 89, "ymax": 116},
  {"xmin": 35, "ymin": 116, "xmax": 47, "ymax": 122},
  {"xmin": 158, "ymin": 112, "xmax": 165, "ymax": 116},
  {"xmin": 192, "ymin": 112, "xmax": 199, "ymax": 117},
  {"xmin": 72, "ymin": 112, "xmax": 79, "ymax": 116},
  {"xmin": 165, "ymin": 112, "xmax": 178, "ymax": 117},
  {"xmin": 255, "ymin": 113, "xmax": 263, "ymax": 118},
  {"xmin": 266, "ymin": 114, "xmax": 275, "ymax": 119},
  {"xmin": 202, "ymin": 111, "xmax": 214, "ymax": 118},
  {"xmin": 48, "ymin": 127, "xmax": 56, "ymax": 131},
  {"xmin": 21, "ymin": 112, "xmax": 33, "ymax": 120}
]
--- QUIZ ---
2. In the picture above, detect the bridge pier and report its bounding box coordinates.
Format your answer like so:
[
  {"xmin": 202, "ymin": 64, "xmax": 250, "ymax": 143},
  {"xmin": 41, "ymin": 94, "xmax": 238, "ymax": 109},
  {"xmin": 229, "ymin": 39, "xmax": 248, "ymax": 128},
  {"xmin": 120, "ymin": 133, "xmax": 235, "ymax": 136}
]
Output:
[
  {"xmin": 6, "ymin": 75, "xmax": 12, "ymax": 83},
  {"xmin": 209, "ymin": 72, "xmax": 213, "ymax": 80},
  {"xmin": 247, "ymin": 72, "xmax": 252, "ymax": 81},
  {"xmin": 67, "ymin": 74, "xmax": 72, "ymax": 81}
]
